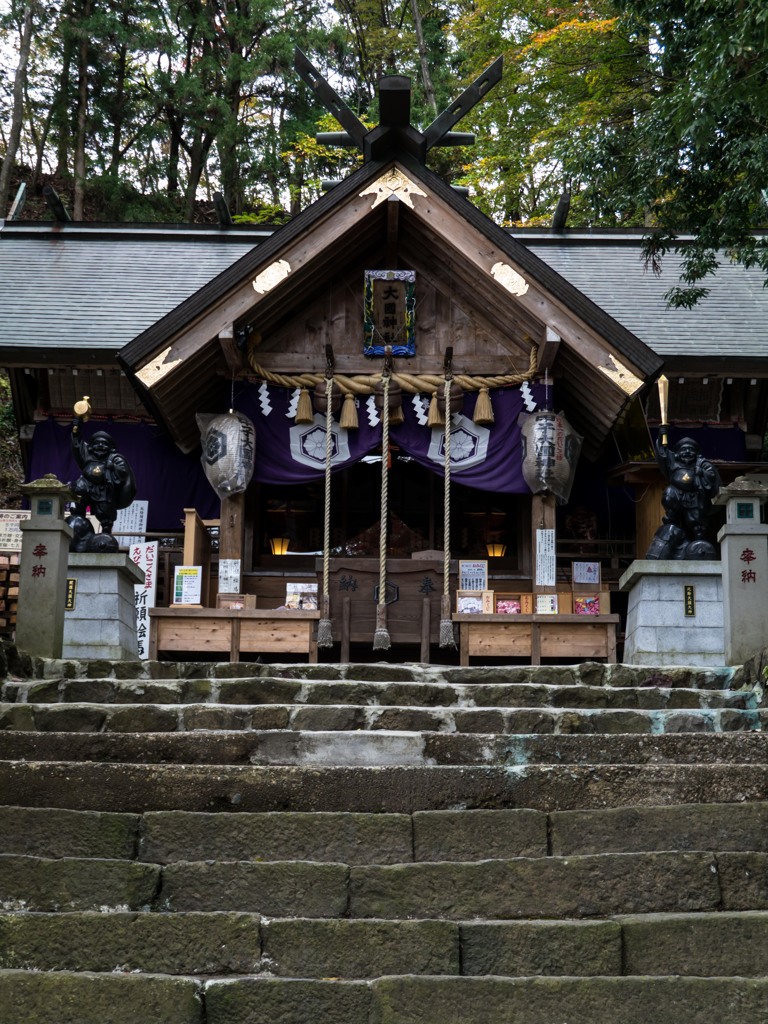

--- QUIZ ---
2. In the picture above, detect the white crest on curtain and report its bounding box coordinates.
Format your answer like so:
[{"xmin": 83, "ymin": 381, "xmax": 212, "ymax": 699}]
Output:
[
  {"xmin": 427, "ymin": 415, "xmax": 490, "ymax": 470},
  {"xmin": 289, "ymin": 415, "xmax": 352, "ymax": 469}
]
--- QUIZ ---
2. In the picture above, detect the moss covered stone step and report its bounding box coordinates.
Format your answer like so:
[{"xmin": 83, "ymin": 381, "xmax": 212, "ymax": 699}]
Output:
[
  {"xmin": 5, "ymin": 849, "xmax": 764, "ymax": 920},
  {"xmin": 0, "ymin": 702, "xmax": 759, "ymax": 740},
  {"xmin": 5, "ymin": 972, "xmax": 768, "ymax": 1024},
  {"xmin": 2, "ymin": 728, "xmax": 768, "ymax": 769},
  {"xmin": 1, "ymin": 676, "xmax": 751, "ymax": 710},
  {"xmin": 0, "ymin": 855, "xmax": 158, "ymax": 912},
  {"xmin": 4, "ymin": 760, "xmax": 768, "ymax": 814},
  {"xmin": 347, "ymin": 851, "xmax": 722, "ymax": 920},
  {"xmin": 367, "ymin": 975, "xmax": 768, "ymax": 1024},
  {"xmin": 26, "ymin": 657, "xmax": 737, "ymax": 688},
  {"xmin": 0, "ymin": 970, "xmax": 203, "ymax": 1024},
  {"xmin": 6, "ymin": 911, "xmax": 768, "ymax": 980},
  {"xmin": 0, "ymin": 912, "xmax": 261, "ymax": 975},
  {"xmin": 0, "ymin": 914, "xmax": 458, "ymax": 978},
  {"xmin": 550, "ymin": 801, "xmax": 768, "ymax": 855},
  {"xmin": 6, "ymin": 802, "xmax": 767, "ymax": 865},
  {"xmin": 201, "ymin": 975, "xmax": 768, "ymax": 1024}
]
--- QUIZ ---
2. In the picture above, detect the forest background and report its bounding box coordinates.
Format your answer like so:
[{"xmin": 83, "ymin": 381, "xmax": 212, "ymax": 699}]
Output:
[{"xmin": 1, "ymin": 0, "xmax": 767, "ymax": 501}]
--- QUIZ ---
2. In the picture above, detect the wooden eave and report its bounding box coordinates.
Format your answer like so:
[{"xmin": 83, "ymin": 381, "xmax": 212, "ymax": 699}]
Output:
[{"xmin": 119, "ymin": 153, "xmax": 661, "ymax": 456}]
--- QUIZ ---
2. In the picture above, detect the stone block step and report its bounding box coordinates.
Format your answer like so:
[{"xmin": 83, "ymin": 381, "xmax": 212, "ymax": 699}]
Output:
[
  {"xmin": 0, "ymin": 913, "xmax": 458, "ymax": 978},
  {"xmin": 3, "ymin": 677, "xmax": 751, "ymax": 711},
  {"xmin": 29, "ymin": 657, "xmax": 739, "ymax": 690},
  {"xmin": 0, "ymin": 912, "xmax": 261, "ymax": 975},
  {"xmin": 5, "ymin": 801, "xmax": 767, "ymax": 865},
  {"xmin": 4, "ymin": 972, "xmax": 768, "ymax": 1024},
  {"xmin": 5, "ymin": 850, "xmax": 763, "ymax": 919},
  {"xmin": 0, "ymin": 970, "xmax": 204, "ymax": 1024},
  {"xmin": 4, "ymin": 760, "xmax": 768, "ymax": 813},
  {"xmin": 2, "ymin": 729, "xmax": 768, "ymax": 768},
  {"xmin": 0, "ymin": 702, "xmax": 759, "ymax": 740},
  {"xmin": 4, "ymin": 911, "xmax": 767, "ymax": 980},
  {"xmin": 0, "ymin": 854, "xmax": 159, "ymax": 912}
]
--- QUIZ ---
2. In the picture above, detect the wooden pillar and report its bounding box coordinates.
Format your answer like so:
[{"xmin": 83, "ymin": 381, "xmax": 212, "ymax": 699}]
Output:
[
  {"xmin": 219, "ymin": 493, "xmax": 245, "ymax": 561},
  {"xmin": 531, "ymin": 493, "xmax": 557, "ymax": 596},
  {"xmin": 635, "ymin": 481, "xmax": 665, "ymax": 560}
]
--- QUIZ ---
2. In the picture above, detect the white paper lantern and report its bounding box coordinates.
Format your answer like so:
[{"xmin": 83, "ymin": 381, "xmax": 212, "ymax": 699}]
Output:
[{"xmin": 196, "ymin": 412, "xmax": 256, "ymax": 499}]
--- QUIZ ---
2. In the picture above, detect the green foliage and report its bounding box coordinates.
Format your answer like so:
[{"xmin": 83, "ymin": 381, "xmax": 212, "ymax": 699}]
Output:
[
  {"xmin": 575, "ymin": 0, "xmax": 768, "ymax": 304},
  {"xmin": 0, "ymin": 373, "xmax": 23, "ymax": 509},
  {"xmin": 2, "ymin": 0, "xmax": 768, "ymax": 305}
]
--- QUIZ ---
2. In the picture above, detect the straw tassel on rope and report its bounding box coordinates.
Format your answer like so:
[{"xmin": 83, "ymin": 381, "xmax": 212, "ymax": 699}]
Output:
[
  {"xmin": 340, "ymin": 392, "xmax": 359, "ymax": 430},
  {"xmin": 317, "ymin": 376, "xmax": 335, "ymax": 648},
  {"xmin": 473, "ymin": 386, "xmax": 494, "ymax": 425},
  {"xmin": 295, "ymin": 386, "xmax": 314, "ymax": 424},
  {"xmin": 373, "ymin": 373, "xmax": 392, "ymax": 651}
]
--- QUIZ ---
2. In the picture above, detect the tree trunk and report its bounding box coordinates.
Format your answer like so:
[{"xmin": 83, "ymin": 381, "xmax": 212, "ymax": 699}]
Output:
[
  {"xmin": 184, "ymin": 128, "xmax": 213, "ymax": 222},
  {"xmin": 52, "ymin": 0, "xmax": 74, "ymax": 180},
  {"xmin": 72, "ymin": 0, "xmax": 91, "ymax": 220},
  {"xmin": 409, "ymin": 0, "xmax": 437, "ymax": 117},
  {"xmin": 0, "ymin": 4, "xmax": 35, "ymax": 216},
  {"xmin": 107, "ymin": 42, "xmax": 128, "ymax": 176}
]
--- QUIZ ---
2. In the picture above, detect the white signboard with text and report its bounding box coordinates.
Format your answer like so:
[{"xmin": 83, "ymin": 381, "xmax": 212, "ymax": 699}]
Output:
[
  {"xmin": 130, "ymin": 541, "xmax": 158, "ymax": 660},
  {"xmin": 115, "ymin": 500, "xmax": 148, "ymax": 549},
  {"xmin": 535, "ymin": 529, "xmax": 557, "ymax": 588}
]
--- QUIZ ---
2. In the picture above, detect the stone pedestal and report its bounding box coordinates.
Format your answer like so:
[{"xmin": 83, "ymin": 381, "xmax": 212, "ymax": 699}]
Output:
[
  {"xmin": 620, "ymin": 560, "xmax": 724, "ymax": 666},
  {"xmin": 63, "ymin": 554, "xmax": 145, "ymax": 661}
]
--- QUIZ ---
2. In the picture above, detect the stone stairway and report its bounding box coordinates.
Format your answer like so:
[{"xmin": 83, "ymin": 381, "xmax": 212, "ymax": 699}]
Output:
[{"xmin": 2, "ymin": 643, "xmax": 768, "ymax": 1023}]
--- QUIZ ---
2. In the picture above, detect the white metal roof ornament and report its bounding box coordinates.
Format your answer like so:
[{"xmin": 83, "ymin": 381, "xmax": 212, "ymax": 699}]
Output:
[{"xmin": 360, "ymin": 170, "xmax": 427, "ymax": 209}]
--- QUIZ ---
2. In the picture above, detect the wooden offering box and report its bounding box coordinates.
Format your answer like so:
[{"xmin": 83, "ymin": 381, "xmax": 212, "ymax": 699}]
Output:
[
  {"xmin": 149, "ymin": 607, "xmax": 320, "ymax": 662},
  {"xmin": 453, "ymin": 613, "xmax": 619, "ymax": 665}
]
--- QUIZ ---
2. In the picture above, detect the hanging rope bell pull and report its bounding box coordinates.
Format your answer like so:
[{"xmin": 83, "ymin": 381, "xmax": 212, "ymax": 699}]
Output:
[
  {"xmin": 317, "ymin": 374, "xmax": 335, "ymax": 648},
  {"xmin": 439, "ymin": 374, "xmax": 457, "ymax": 649},
  {"xmin": 313, "ymin": 377, "xmax": 342, "ymax": 415},
  {"xmin": 373, "ymin": 372, "xmax": 392, "ymax": 651}
]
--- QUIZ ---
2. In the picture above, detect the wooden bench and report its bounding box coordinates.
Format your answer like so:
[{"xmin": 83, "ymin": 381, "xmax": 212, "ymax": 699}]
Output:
[
  {"xmin": 453, "ymin": 613, "xmax": 619, "ymax": 665},
  {"xmin": 149, "ymin": 607, "xmax": 320, "ymax": 662}
]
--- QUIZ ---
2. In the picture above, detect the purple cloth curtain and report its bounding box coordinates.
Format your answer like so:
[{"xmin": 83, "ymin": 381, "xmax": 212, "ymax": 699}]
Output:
[
  {"xmin": 28, "ymin": 418, "xmax": 219, "ymax": 530},
  {"xmin": 235, "ymin": 381, "xmax": 546, "ymax": 493}
]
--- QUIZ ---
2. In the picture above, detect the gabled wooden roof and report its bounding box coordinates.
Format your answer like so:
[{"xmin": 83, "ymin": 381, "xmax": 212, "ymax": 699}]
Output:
[{"xmin": 118, "ymin": 152, "xmax": 662, "ymax": 457}]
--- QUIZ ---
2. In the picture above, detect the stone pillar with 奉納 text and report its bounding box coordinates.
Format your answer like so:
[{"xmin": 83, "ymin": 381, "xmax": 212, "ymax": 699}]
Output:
[
  {"xmin": 14, "ymin": 476, "xmax": 73, "ymax": 659},
  {"xmin": 715, "ymin": 477, "xmax": 768, "ymax": 665}
]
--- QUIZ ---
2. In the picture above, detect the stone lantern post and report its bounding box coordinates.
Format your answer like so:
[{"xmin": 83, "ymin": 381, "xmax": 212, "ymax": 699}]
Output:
[
  {"xmin": 14, "ymin": 476, "xmax": 73, "ymax": 659},
  {"xmin": 715, "ymin": 476, "xmax": 768, "ymax": 665}
]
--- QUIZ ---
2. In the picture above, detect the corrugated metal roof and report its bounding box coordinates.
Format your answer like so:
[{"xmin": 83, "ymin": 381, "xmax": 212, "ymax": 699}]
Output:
[
  {"xmin": 0, "ymin": 224, "xmax": 262, "ymax": 353},
  {"xmin": 517, "ymin": 233, "xmax": 768, "ymax": 359}
]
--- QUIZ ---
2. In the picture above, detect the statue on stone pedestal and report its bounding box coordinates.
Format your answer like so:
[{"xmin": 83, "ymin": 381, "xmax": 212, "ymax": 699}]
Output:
[
  {"xmin": 67, "ymin": 397, "xmax": 137, "ymax": 552},
  {"xmin": 646, "ymin": 433, "xmax": 722, "ymax": 560}
]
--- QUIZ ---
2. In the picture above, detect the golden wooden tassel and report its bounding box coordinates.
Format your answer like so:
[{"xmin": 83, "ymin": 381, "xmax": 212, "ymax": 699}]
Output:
[
  {"xmin": 474, "ymin": 386, "xmax": 494, "ymax": 425},
  {"xmin": 340, "ymin": 392, "xmax": 359, "ymax": 430},
  {"xmin": 427, "ymin": 392, "xmax": 444, "ymax": 428},
  {"xmin": 389, "ymin": 404, "xmax": 405, "ymax": 426},
  {"xmin": 295, "ymin": 387, "xmax": 314, "ymax": 424}
]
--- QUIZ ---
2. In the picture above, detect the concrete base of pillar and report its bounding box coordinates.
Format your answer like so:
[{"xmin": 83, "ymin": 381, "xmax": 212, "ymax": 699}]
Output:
[
  {"xmin": 63, "ymin": 554, "xmax": 144, "ymax": 661},
  {"xmin": 619, "ymin": 560, "xmax": 725, "ymax": 666}
]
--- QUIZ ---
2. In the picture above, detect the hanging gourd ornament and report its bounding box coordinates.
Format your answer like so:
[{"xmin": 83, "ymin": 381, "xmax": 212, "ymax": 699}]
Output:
[
  {"xmin": 375, "ymin": 377, "xmax": 402, "ymax": 412},
  {"xmin": 437, "ymin": 380, "xmax": 464, "ymax": 417},
  {"xmin": 313, "ymin": 378, "xmax": 342, "ymax": 415}
]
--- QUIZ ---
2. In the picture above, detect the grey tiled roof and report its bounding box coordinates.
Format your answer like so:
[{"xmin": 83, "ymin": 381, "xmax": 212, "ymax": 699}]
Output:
[
  {"xmin": 1, "ymin": 221, "xmax": 767, "ymax": 362},
  {"xmin": 0, "ymin": 223, "xmax": 263, "ymax": 354},
  {"xmin": 517, "ymin": 232, "xmax": 768, "ymax": 359}
]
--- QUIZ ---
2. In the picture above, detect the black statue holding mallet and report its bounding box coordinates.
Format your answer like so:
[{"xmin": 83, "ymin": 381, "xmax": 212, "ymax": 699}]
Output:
[
  {"xmin": 67, "ymin": 396, "xmax": 136, "ymax": 552},
  {"xmin": 646, "ymin": 375, "xmax": 721, "ymax": 560}
]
